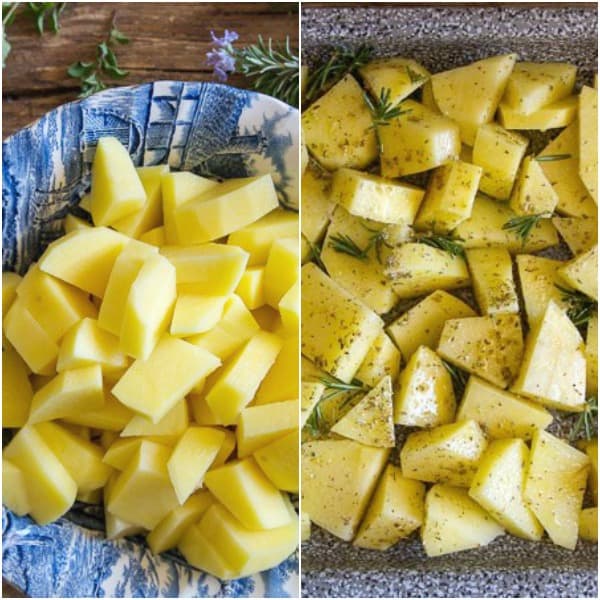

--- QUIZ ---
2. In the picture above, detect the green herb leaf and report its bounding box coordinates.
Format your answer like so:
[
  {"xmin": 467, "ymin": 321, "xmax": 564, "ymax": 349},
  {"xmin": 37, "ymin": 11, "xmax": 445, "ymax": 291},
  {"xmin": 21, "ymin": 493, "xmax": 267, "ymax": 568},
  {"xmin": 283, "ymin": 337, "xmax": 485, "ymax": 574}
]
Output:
[
  {"xmin": 555, "ymin": 284, "xmax": 598, "ymax": 328},
  {"xmin": 27, "ymin": 2, "xmax": 65, "ymax": 34},
  {"xmin": 442, "ymin": 359, "xmax": 468, "ymax": 396},
  {"xmin": 535, "ymin": 154, "xmax": 572, "ymax": 162},
  {"xmin": 406, "ymin": 65, "xmax": 427, "ymax": 84},
  {"xmin": 328, "ymin": 233, "xmax": 370, "ymax": 261},
  {"xmin": 109, "ymin": 26, "xmax": 129, "ymax": 44},
  {"xmin": 318, "ymin": 374, "xmax": 370, "ymax": 402},
  {"xmin": 305, "ymin": 44, "xmax": 373, "ymax": 102},
  {"xmin": 302, "ymin": 234, "xmax": 326, "ymax": 271},
  {"xmin": 569, "ymin": 395, "xmax": 598, "ymax": 441},
  {"xmin": 502, "ymin": 212, "xmax": 551, "ymax": 243},
  {"xmin": 417, "ymin": 233, "xmax": 465, "ymax": 258},
  {"xmin": 66, "ymin": 60, "xmax": 94, "ymax": 78}
]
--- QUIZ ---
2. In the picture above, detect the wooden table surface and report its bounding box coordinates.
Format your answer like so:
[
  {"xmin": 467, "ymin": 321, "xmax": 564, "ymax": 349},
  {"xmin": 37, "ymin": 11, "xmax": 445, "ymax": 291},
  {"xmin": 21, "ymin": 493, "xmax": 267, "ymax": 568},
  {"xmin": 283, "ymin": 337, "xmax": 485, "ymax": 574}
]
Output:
[
  {"xmin": 2, "ymin": 3, "xmax": 297, "ymax": 595},
  {"xmin": 2, "ymin": 2, "xmax": 298, "ymax": 138}
]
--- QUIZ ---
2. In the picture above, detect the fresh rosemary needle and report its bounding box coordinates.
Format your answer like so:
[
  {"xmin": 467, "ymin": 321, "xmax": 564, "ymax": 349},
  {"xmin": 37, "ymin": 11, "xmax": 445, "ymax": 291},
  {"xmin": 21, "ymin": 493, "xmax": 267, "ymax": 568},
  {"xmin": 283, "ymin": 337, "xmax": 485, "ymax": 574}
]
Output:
[
  {"xmin": 555, "ymin": 285, "xmax": 598, "ymax": 328},
  {"xmin": 502, "ymin": 212, "xmax": 551, "ymax": 243},
  {"xmin": 417, "ymin": 234, "xmax": 465, "ymax": 258},
  {"xmin": 328, "ymin": 233, "xmax": 370, "ymax": 261},
  {"xmin": 318, "ymin": 374, "xmax": 370, "ymax": 402},
  {"xmin": 406, "ymin": 65, "xmax": 428, "ymax": 84},
  {"xmin": 569, "ymin": 395, "xmax": 598, "ymax": 441},
  {"xmin": 535, "ymin": 154, "xmax": 572, "ymax": 162},
  {"xmin": 302, "ymin": 234, "xmax": 326, "ymax": 271},
  {"xmin": 442, "ymin": 359, "xmax": 469, "ymax": 395}
]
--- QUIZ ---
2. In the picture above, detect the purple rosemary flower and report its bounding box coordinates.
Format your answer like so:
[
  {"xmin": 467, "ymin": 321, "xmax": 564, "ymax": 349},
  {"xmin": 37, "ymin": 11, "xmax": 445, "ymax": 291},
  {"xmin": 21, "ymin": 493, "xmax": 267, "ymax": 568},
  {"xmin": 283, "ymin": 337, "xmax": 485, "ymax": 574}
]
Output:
[{"xmin": 206, "ymin": 29, "xmax": 239, "ymax": 82}]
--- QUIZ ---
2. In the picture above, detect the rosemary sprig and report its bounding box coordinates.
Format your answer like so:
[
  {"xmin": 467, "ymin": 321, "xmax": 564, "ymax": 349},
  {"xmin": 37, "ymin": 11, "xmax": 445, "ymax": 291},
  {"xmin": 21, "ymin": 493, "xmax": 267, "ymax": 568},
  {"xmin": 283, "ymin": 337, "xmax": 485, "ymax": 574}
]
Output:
[
  {"xmin": 318, "ymin": 374, "xmax": 370, "ymax": 402},
  {"xmin": 555, "ymin": 285, "xmax": 598, "ymax": 328},
  {"xmin": 363, "ymin": 87, "xmax": 411, "ymax": 154},
  {"xmin": 406, "ymin": 65, "xmax": 427, "ymax": 84},
  {"xmin": 328, "ymin": 233, "xmax": 369, "ymax": 260},
  {"xmin": 67, "ymin": 17, "xmax": 129, "ymax": 97},
  {"xmin": 302, "ymin": 234, "xmax": 326, "ymax": 271},
  {"xmin": 442, "ymin": 359, "xmax": 468, "ymax": 396},
  {"xmin": 305, "ymin": 402, "xmax": 325, "ymax": 437},
  {"xmin": 535, "ymin": 154, "xmax": 572, "ymax": 162},
  {"xmin": 569, "ymin": 395, "xmax": 598, "ymax": 442},
  {"xmin": 233, "ymin": 36, "xmax": 299, "ymax": 107},
  {"xmin": 305, "ymin": 44, "xmax": 373, "ymax": 102},
  {"xmin": 417, "ymin": 233, "xmax": 465, "ymax": 258},
  {"xmin": 502, "ymin": 212, "xmax": 551, "ymax": 243},
  {"xmin": 361, "ymin": 223, "xmax": 393, "ymax": 264}
]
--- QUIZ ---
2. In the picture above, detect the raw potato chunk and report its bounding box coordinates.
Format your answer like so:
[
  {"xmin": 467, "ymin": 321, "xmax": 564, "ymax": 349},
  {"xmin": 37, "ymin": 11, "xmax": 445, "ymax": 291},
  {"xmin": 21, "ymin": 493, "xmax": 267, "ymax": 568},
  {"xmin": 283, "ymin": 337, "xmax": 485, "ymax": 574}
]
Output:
[
  {"xmin": 90, "ymin": 137, "xmax": 146, "ymax": 226},
  {"xmin": 537, "ymin": 122, "xmax": 596, "ymax": 218},
  {"xmin": 103, "ymin": 438, "xmax": 145, "ymax": 470},
  {"xmin": 205, "ymin": 331, "xmax": 282, "ymax": 425},
  {"xmin": 394, "ymin": 346, "xmax": 455, "ymax": 428},
  {"xmin": 147, "ymin": 491, "xmax": 213, "ymax": 554},
  {"xmin": 204, "ymin": 457, "xmax": 291, "ymax": 530},
  {"xmin": 167, "ymin": 427, "xmax": 225, "ymax": 504},
  {"xmin": 278, "ymin": 282, "xmax": 299, "ymax": 336},
  {"xmin": 174, "ymin": 175, "xmax": 279, "ymax": 244},
  {"xmin": 579, "ymin": 507, "xmax": 598, "ymax": 542},
  {"xmin": 354, "ymin": 464, "xmax": 425, "ymax": 550},
  {"xmin": 384, "ymin": 243, "xmax": 470, "ymax": 300},
  {"xmin": 106, "ymin": 440, "xmax": 179, "ymax": 530},
  {"xmin": 302, "ymin": 74, "xmax": 378, "ymax": 171},
  {"xmin": 469, "ymin": 438, "xmax": 543, "ymax": 541},
  {"xmin": 552, "ymin": 216, "xmax": 597, "ymax": 255},
  {"xmin": 301, "ymin": 511, "xmax": 311, "ymax": 541},
  {"xmin": 330, "ymin": 168, "xmax": 424, "ymax": 225},
  {"xmin": 516, "ymin": 255, "xmax": 569, "ymax": 327},
  {"xmin": 28, "ymin": 364, "xmax": 104, "ymax": 425},
  {"xmin": 301, "ymin": 439, "xmax": 389, "ymax": 541},
  {"xmin": 3, "ymin": 459, "xmax": 31, "ymax": 515},
  {"xmin": 301, "ymin": 359, "xmax": 325, "ymax": 427},
  {"xmin": 57, "ymin": 318, "xmax": 129, "ymax": 379},
  {"xmin": 587, "ymin": 314, "xmax": 598, "ymax": 396},
  {"xmin": 512, "ymin": 300, "xmax": 586, "ymax": 411},
  {"xmin": 457, "ymin": 376, "xmax": 552, "ymax": 440},
  {"xmin": 236, "ymin": 400, "xmax": 298, "ymax": 457},
  {"xmin": 524, "ymin": 430, "xmax": 589, "ymax": 550},
  {"xmin": 454, "ymin": 194, "xmax": 559, "ymax": 253},
  {"xmin": 120, "ymin": 253, "xmax": 177, "ymax": 360},
  {"xmin": 431, "ymin": 54, "xmax": 517, "ymax": 145},
  {"xmin": 355, "ymin": 332, "xmax": 401, "ymax": 388},
  {"xmin": 63, "ymin": 390, "xmax": 133, "ymax": 431},
  {"xmin": 16, "ymin": 264, "xmax": 97, "ymax": 342},
  {"xmin": 414, "ymin": 160, "xmax": 482, "ymax": 233},
  {"xmin": 35, "ymin": 421, "xmax": 112, "ymax": 492},
  {"xmin": 139, "ymin": 226, "xmax": 164, "ymax": 246},
  {"xmin": 503, "ymin": 62, "xmax": 577, "ymax": 115},
  {"xmin": 40, "ymin": 228, "xmax": 131, "ymax": 299},
  {"xmin": 161, "ymin": 171, "xmax": 219, "ymax": 244},
  {"xmin": 112, "ymin": 335, "xmax": 221, "ymax": 423},
  {"xmin": 386, "ymin": 290, "xmax": 475, "ymax": 361},
  {"xmin": 263, "ymin": 238, "xmax": 299, "ymax": 308},
  {"xmin": 379, "ymin": 100, "xmax": 461, "ymax": 178},
  {"xmin": 579, "ymin": 86, "xmax": 598, "ymax": 202},
  {"xmin": 400, "ymin": 420, "xmax": 487, "ymax": 487},
  {"xmin": 498, "ymin": 95, "xmax": 578, "ymax": 130},
  {"xmin": 301, "ymin": 263, "xmax": 383, "ymax": 383},
  {"xmin": 255, "ymin": 335, "xmax": 299, "ymax": 405},
  {"xmin": 466, "ymin": 247, "xmax": 519, "ymax": 315},
  {"xmin": 2, "ymin": 271, "xmax": 21, "ymax": 316},
  {"xmin": 111, "ymin": 164, "xmax": 168, "ymax": 238},
  {"xmin": 473, "ymin": 123, "xmax": 528, "ymax": 199},
  {"xmin": 437, "ymin": 313, "xmax": 524, "ymax": 389},
  {"xmin": 558, "ymin": 245, "xmax": 598, "ymax": 301},
  {"xmin": 236, "ymin": 268, "xmax": 266, "ymax": 310},
  {"xmin": 422, "ymin": 484, "xmax": 504, "ymax": 557},
  {"xmin": 321, "ymin": 206, "xmax": 398, "ymax": 314},
  {"xmin": 3, "ymin": 426, "xmax": 77, "ymax": 524},
  {"xmin": 120, "ymin": 398, "xmax": 189, "ymax": 439},
  {"xmin": 180, "ymin": 502, "xmax": 298, "ymax": 580},
  {"xmin": 509, "ymin": 155, "xmax": 559, "ymax": 215},
  {"xmin": 331, "ymin": 376, "xmax": 395, "ymax": 448},
  {"xmin": 3, "ymin": 345, "xmax": 33, "ymax": 427},
  {"xmin": 254, "ymin": 429, "xmax": 299, "ymax": 493},
  {"xmin": 104, "ymin": 475, "xmax": 146, "ymax": 540},
  {"xmin": 359, "ymin": 57, "xmax": 429, "ymax": 106},
  {"xmin": 228, "ymin": 209, "xmax": 299, "ymax": 267},
  {"xmin": 97, "ymin": 239, "xmax": 159, "ymax": 336},
  {"xmin": 170, "ymin": 295, "xmax": 228, "ymax": 337},
  {"xmin": 300, "ymin": 166, "xmax": 333, "ymax": 259}
]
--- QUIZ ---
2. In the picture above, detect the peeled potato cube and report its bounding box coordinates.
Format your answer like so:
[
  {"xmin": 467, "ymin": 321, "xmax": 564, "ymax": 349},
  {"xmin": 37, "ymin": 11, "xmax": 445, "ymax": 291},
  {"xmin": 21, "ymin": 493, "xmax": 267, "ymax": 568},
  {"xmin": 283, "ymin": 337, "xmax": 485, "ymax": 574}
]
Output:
[
  {"xmin": 34, "ymin": 421, "xmax": 112, "ymax": 492},
  {"xmin": 235, "ymin": 267, "xmax": 266, "ymax": 310},
  {"xmin": 354, "ymin": 464, "xmax": 425, "ymax": 550},
  {"xmin": 103, "ymin": 473, "xmax": 145, "ymax": 540},
  {"xmin": 138, "ymin": 226, "xmax": 166, "ymax": 246},
  {"xmin": 552, "ymin": 216, "xmax": 597, "ymax": 256},
  {"xmin": 170, "ymin": 294, "xmax": 228, "ymax": 336},
  {"xmin": 90, "ymin": 137, "xmax": 146, "ymax": 226},
  {"xmin": 3, "ymin": 426, "xmax": 77, "ymax": 524},
  {"xmin": 112, "ymin": 334, "xmax": 220, "ymax": 424},
  {"xmin": 557, "ymin": 245, "xmax": 598, "ymax": 301},
  {"xmin": 28, "ymin": 364, "xmax": 104, "ymax": 425},
  {"xmin": 263, "ymin": 238, "xmax": 299, "ymax": 309},
  {"xmin": 2, "ymin": 458, "xmax": 31, "ymax": 515},
  {"xmin": 355, "ymin": 331, "xmax": 401, "ymax": 388},
  {"xmin": 2, "ymin": 271, "xmax": 22, "ymax": 317},
  {"xmin": 106, "ymin": 439, "xmax": 179, "ymax": 530},
  {"xmin": 579, "ymin": 85, "xmax": 598, "ymax": 202},
  {"xmin": 179, "ymin": 522, "xmax": 237, "ymax": 579},
  {"xmin": 120, "ymin": 397, "xmax": 189, "ymax": 439},
  {"xmin": 174, "ymin": 175, "xmax": 279, "ymax": 245},
  {"xmin": 255, "ymin": 335, "xmax": 299, "ymax": 405},
  {"xmin": 210, "ymin": 428, "xmax": 236, "ymax": 468},
  {"xmin": 147, "ymin": 491, "xmax": 214, "ymax": 554},
  {"xmin": 103, "ymin": 437, "xmax": 145, "ymax": 471},
  {"xmin": 205, "ymin": 330, "xmax": 282, "ymax": 425},
  {"xmin": 422, "ymin": 484, "xmax": 504, "ymax": 557},
  {"xmin": 3, "ymin": 299, "xmax": 59, "ymax": 375},
  {"xmin": 62, "ymin": 389, "xmax": 133, "ymax": 431},
  {"xmin": 228, "ymin": 208, "xmax": 299, "ymax": 267},
  {"xmin": 236, "ymin": 399, "xmax": 298, "ymax": 457},
  {"xmin": 278, "ymin": 281, "xmax": 299, "ymax": 336},
  {"xmin": 509, "ymin": 155, "xmax": 559, "ymax": 216},
  {"xmin": 254, "ymin": 429, "xmax": 299, "ymax": 493},
  {"xmin": 3, "ymin": 345, "xmax": 33, "ymax": 427},
  {"xmin": 120, "ymin": 253, "xmax": 177, "ymax": 360},
  {"xmin": 579, "ymin": 507, "xmax": 598, "ymax": 542},
  {"xmin": 204, "ymin": 457, "xmax": 292, "ymax": 530},
  {"xmin": 167, "ymin": 426, "xmax": 225, "ymax": 504},
  {"xmin": 400, "ymin": 420, "xmax": 487, "ymax": 487},
  {"xmin": 300, "ymin": 511, "xmax": 311, "ymax": 541},
  {"xmin": 40, "ymin": 227, "xmax": 132, "ymax": 298}
]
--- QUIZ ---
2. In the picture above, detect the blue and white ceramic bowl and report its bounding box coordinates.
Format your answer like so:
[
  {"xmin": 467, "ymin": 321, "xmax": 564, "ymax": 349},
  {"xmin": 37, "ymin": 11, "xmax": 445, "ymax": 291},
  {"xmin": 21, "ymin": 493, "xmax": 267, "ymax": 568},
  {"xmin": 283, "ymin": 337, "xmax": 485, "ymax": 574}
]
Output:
[{"xmin": 2, "ymin": 81, "xmax": 299, "ymax": 597}]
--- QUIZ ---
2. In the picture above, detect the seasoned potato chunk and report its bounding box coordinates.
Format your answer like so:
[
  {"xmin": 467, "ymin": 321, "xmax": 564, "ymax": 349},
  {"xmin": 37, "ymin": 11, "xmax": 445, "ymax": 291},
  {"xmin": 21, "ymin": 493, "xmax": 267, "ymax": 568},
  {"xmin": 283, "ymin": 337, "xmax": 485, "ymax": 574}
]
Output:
[
  {"xmin": 552, "ymin": 216, "xmax": 597, "ymax": 255},
  {"xmin": 498, "ymin": 95, "xmax": 577, "ymax": 130},
  {"xmin": 579, "ymin": 85, "xmax": 598, "ymax": 202},
  {"xmin": 355, "ymin": 331, "xmax": 401, "ymax": 387},
  {"xmin": 557, "ymin": 245, "xmax": 598, "ymax": 301},
  {"xmin": 509, "ymin": 155, "xmax": 559, "ymax": 216}
]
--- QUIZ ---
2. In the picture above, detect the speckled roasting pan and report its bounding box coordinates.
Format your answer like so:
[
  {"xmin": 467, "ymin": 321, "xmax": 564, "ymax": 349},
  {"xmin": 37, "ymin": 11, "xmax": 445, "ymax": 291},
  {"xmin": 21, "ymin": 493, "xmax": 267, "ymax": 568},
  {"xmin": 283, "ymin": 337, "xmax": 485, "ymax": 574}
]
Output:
[{"xmin": 300, "ymin": 4, "xmax": 598, "ymax": 598}]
